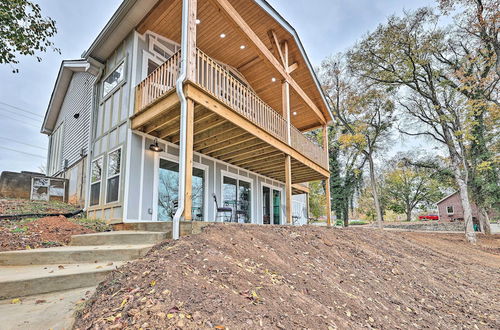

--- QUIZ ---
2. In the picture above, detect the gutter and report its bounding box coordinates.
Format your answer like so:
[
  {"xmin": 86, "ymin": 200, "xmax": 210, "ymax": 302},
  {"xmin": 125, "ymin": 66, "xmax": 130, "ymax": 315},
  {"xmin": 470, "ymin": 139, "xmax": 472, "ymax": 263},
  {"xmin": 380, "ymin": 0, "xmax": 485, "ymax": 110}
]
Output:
[{"xmin": 171, "ymin": 0, "xmax": 191, "ymax": 240}]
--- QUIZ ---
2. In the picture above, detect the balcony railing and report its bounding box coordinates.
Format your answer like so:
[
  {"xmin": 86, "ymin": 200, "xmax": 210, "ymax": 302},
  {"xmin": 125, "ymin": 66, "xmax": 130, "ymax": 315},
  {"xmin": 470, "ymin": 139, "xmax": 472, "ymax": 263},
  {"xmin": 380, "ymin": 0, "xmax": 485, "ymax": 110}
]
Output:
[{"xmin": 134, "ymin": 49, "xmax": 328, "ymax": 169}]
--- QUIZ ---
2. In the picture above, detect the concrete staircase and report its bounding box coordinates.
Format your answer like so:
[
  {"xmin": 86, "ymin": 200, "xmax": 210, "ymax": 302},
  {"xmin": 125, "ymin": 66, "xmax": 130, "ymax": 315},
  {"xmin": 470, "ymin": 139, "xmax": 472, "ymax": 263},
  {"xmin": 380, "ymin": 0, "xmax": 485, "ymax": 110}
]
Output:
[{"xmin": 0, "ymin": 231, "xmax": 167, "ymax": 300}]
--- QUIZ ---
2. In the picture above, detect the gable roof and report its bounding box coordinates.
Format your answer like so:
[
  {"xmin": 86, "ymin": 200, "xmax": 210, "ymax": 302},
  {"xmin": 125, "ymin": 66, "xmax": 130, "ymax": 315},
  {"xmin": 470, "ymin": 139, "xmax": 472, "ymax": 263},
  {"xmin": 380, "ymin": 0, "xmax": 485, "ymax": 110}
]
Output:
[
  {"xmin": 41, "ymin": 60, "xmax": 99, "ymax": 134},
  {"xmin": 436, "ymin": 191, "xmax": 459, "ymax": 205}
]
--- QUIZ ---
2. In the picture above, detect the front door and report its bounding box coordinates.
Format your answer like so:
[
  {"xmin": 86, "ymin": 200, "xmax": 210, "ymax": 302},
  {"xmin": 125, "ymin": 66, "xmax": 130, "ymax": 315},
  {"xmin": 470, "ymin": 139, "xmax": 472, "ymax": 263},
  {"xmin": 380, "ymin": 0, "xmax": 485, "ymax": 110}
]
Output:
[{"xmin": 262, "ymin": 186, "xmax": 282, "ymax": 225}]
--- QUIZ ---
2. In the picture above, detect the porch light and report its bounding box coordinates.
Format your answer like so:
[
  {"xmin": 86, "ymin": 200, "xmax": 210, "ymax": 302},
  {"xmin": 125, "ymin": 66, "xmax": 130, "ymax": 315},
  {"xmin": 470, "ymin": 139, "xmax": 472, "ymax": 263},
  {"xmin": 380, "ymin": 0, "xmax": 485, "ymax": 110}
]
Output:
[
  {"xmin": 220, "ymin": 33, "xmax": 226, "ymax": 38},
  {"xmin": 149, "ymin": 139, "xmax": 164, "ymax": 153},
  {"xmin": 240, "ymin": 45, "xmax": 246, "ymax": 49},
  {"xmin": 195, "ymin": 19, "xmax": 201, "ymax": 24}
]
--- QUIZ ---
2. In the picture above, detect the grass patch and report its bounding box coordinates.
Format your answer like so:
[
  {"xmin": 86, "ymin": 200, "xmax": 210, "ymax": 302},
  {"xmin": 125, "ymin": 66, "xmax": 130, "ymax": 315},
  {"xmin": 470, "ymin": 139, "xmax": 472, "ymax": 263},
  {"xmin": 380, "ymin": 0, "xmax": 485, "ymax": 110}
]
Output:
[
  {"xmin": 349, "ymin": 220, "xmax": 369, "ymax": 225},
  {"xmin": 70, "ymin": 217, "xmax": 112, "ymax": 232},
  {"xmin": 0, "ymin": 198, "xmax": 80, "ymax": 216}
]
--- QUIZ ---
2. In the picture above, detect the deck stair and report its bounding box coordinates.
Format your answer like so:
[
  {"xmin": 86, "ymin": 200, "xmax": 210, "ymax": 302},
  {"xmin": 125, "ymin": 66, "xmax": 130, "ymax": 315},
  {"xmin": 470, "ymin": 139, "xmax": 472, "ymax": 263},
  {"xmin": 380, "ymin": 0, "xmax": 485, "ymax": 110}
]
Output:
[{"xmin": 0, "ymin": 231, "xmax": 167, "ymax": 300}]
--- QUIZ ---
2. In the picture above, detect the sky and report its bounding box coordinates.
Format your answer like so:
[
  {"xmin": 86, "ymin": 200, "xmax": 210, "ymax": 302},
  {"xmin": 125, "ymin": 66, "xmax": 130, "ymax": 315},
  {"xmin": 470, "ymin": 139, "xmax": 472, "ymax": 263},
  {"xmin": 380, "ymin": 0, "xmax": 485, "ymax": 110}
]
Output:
[{"xmin": 0, "ymin": 0, "xmax": 436, "ymax": 173}]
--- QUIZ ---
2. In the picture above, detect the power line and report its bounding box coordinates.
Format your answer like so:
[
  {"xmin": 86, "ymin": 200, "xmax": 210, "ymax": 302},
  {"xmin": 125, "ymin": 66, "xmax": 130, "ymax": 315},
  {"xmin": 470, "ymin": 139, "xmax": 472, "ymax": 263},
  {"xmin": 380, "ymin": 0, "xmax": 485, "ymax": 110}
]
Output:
[
  {"xmin": 0, "ymin": 145, "xmax": 45, "ymax": 159},
  {"xmin": 0, "ymin": 107, "xmax": 41, "ymax": 123},
  {"xmin": 0, "ymin": 101, "xmax": 43, "ymax": 118},
  {"xmin": 0, "ymin": 113, "xmax": 40, "ymax": 129},
  {"xmin": 0, "ymin": 136, "xmax": 47, "ymax": 150}
]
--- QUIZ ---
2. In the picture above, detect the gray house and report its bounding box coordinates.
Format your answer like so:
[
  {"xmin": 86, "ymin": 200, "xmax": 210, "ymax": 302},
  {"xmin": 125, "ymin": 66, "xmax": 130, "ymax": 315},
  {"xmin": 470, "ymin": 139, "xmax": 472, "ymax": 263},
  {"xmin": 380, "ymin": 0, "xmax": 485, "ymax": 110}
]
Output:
[{"xmin": 41, "ymin": 0, "xmax": 332, "ymax": 229}]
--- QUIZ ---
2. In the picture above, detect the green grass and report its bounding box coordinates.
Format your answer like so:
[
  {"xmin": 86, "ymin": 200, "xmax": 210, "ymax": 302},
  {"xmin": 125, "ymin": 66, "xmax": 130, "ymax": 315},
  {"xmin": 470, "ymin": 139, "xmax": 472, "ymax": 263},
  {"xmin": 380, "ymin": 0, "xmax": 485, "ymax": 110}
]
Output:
[
  {"xmin": 0, "ymin": 198, "xmax": 80, "ymax": 216},
  {"xmin": 349, "ymin": 220, "xmax": 369, "ymax": 226}
]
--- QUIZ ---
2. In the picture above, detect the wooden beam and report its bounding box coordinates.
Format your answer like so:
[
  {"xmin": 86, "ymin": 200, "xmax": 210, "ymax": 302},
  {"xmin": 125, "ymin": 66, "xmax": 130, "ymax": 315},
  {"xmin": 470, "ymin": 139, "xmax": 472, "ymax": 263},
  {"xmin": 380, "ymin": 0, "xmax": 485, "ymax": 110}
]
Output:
[
  {"xmin": 237, "ymin": 56, "xmax": 262, "ymax": 72},
  {"xmin": 207, "ymin": 0, "xmax": 326, "ymax": 124},
  {"xmin": 183, "ymin": 99, "xmax": 195, "ymax": 221},
  {"xmin": 185, "ymin": 83, "xmax": 329, "ymax": 177},
  {"xmin": 292, "ymin": 183, "xmax": 310, "ymax": 194},
  {"xmin": 288, "ymin": 62, "xmax": 299, "ymax": 74},
  {"xmin": 194, "ymin": 129, "xmax": 248, "ymax": 150},
  {"xmin": 234, "ymin": 152, "xmax": 284, "ymax": 167},
  {"xmin": 323, "ymin": 125, "xmax": 332, "ymax": 226},
  {"xmin": 193, "ymin": 123, "xmax": 238, "ymax": 145},
  {"xmin": 211, "ymin": 140, "xmax": 265, "ymax": 159},
  {"xmin": 186, "ymin": 0, "xmax": 197, "ymax": 81},
  {"xmin": 201, "ymin": 134, "xmax": 256, "ymax": 154},
  {"xmin": 268, "ymin": 30, "xmax": 285, "ymax": 67},
  {"xmin": 131, "ymin": 90, "xmax": 179, "ymax": 129},
  {"xmin": 171, "ymin": 111, "xmax": 219, "ymax": 143},
  {"xmin": 224, "ymin": 145, "xmax": 274, "ymax": 163},
  {"xmin": 143, "ymin": 111, "xmax": 180, "ymax": 134}
]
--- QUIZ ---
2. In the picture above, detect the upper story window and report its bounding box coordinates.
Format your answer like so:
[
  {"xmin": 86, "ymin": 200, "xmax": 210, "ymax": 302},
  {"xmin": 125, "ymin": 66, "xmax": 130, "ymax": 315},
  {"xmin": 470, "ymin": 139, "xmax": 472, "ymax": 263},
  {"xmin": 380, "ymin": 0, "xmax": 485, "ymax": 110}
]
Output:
[
  {"xmin": 447, "ymin": 206, "xmax": 454, "ymax": 214},
  {"xmin": 142, "ymin": 32, "xmax": 180, "ymax": 79},
  {"xmin": 103, "ymin": 61, "xmax": 125, "ymax": 97},
  {"xmin": 48, "ymin": 123, "xmax": 64, "ymax": 176}
]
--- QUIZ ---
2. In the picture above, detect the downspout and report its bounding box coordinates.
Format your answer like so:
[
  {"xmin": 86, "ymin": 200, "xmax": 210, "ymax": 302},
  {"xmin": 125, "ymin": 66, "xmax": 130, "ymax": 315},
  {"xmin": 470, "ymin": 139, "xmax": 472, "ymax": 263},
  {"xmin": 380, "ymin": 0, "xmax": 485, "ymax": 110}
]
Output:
[{"xmin": 172, "ymin": 0, "xmax": 191, "ymax": 240}]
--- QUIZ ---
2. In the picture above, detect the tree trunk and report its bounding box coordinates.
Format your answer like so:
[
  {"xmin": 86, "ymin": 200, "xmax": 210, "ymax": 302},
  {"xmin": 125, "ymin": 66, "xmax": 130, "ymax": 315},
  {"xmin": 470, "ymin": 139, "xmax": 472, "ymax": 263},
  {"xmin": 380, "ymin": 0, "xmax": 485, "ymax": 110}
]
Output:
[
  {"xmin": 479, "ymin": 208, "xmax": 492, "ymax": 235},
  {"xmin": 406, "ymin": 207, "xmax": 412, "ymax": 222},
  {"xmin": 367, "ymin": 154, "xmax": 384, "ymax": 229},
  {"xmin": 456, "ymin": 176, "xmax": 477, "ymax": 243}
]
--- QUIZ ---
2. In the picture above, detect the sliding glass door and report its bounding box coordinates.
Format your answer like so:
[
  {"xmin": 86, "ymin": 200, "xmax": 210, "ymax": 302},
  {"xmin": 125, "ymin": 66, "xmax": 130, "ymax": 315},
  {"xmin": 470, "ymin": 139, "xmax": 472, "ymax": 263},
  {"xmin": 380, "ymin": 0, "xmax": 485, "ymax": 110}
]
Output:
[
  {"xmin": 262, "ymin": 185, "xmax": 282, "ymax": 225},
  {"xmin": 222, "ymin": 175, "xmax": 252, "ymax": 223},
  {"xmin": 157, "ymin": 158, "xmax": 205, "ymax": 221}
]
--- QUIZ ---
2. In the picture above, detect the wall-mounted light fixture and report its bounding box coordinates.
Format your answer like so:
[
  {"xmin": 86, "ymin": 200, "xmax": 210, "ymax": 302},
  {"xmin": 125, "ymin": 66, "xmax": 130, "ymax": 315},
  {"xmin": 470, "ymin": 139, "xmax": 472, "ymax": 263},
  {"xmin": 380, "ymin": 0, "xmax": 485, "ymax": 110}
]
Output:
[{"xmin": 149, "ymin": 138, "xmax": 164, "ymax": 152}]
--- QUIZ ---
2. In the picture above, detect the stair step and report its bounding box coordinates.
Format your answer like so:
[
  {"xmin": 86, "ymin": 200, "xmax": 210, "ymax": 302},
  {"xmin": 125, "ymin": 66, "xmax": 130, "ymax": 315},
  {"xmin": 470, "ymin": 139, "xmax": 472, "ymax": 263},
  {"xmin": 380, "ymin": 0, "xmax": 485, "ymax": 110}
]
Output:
[
  {"xmin": 0, "ymin": 245, "xmax": 153, "ymax": 266},
  {"xmin": 0, "ymin": 263, "xmax": 121, "ymax": 300},
  {"xmin": 70, "ymin": 231, "xmax": 168, "ymax": 246}
]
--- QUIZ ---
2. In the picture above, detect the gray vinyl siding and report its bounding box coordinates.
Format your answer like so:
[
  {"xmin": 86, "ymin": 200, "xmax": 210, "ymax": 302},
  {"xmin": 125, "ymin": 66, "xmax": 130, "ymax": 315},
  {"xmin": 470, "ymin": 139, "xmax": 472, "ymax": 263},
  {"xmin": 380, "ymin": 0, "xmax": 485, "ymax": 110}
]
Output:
[{"xmin": 50, "ymin": 71, "xmax": 95, "ymax": 173}]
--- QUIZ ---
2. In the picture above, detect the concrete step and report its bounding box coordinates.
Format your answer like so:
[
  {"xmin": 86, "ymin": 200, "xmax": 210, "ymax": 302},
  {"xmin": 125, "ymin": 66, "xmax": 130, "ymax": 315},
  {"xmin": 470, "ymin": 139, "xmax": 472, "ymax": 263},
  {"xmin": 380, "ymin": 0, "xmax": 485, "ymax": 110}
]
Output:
[
  {"xmin": 0, "ymin": 244, "xmax": 153, "ymax": 266},
  {"xmin": 70, "ymin": 231, "xmax": 168, "ymax": 246},
  {"xmin": 0, "ymin": 263, "xmax": 122, "ymax": 300},
  {"xmin": 0, "ymin": 286, "xmax": 96, "ymax": 329}
]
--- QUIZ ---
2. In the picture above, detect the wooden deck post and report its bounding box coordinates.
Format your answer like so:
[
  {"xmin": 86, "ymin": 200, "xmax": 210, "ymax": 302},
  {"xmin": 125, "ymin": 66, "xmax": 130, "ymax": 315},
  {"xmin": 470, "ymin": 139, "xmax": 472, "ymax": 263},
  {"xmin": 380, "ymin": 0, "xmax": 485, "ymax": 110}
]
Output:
[
  {"xmin": 182, "ymin": 0, "xmax": 197, "ymax": 221},
  {"xmin": 322, "ymin": 125, "xmax": 332, "ymax": 226},
  {"xmin": 186, "ymin": 0, "xmax": 197, "ymax": 82},
  {"xmin": 183, "ymin": 98, "xmax": 195, "ymax": 221}
]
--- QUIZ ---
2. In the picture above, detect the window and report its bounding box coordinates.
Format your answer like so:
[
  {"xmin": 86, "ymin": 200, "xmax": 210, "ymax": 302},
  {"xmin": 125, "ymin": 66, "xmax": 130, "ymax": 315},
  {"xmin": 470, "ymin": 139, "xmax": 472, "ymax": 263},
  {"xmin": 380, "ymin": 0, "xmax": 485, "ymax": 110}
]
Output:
[
  {"xmin": 106, "ymin": 148, "xmax": 121, "ymax": 203},
  {"xmin": 90, "ymin": 157, "xmax": 103, "ymax": 206},
  {"xmin": 103, "ymin": 61, "xmax": 125, "ymax": 97},
  {"xmin": 157, "ymin": 158, "xmax": 206, "ymax": 221},
  {"xmin": 48, "ymin": 123, "xmax": 64, "ymax": 175},
  {"xmin": 447, "ymin": 206, "xmax": 454, "ymax": 214}
]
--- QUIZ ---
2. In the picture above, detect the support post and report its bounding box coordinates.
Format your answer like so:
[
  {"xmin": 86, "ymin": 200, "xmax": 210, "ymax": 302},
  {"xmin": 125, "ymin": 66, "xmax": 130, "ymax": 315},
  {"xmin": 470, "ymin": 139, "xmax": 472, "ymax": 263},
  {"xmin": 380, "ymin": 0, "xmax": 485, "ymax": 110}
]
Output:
[
  {"xmin": 322, "ymin": 125, "xmax": 332, "ymax": 226},
  {"xmin": 186, "ymin": 0, "xmax": 197, "ymax": 82},
  {"xmin": 183, "ymin": 98, "xmax": 195, "ymax": 221}
]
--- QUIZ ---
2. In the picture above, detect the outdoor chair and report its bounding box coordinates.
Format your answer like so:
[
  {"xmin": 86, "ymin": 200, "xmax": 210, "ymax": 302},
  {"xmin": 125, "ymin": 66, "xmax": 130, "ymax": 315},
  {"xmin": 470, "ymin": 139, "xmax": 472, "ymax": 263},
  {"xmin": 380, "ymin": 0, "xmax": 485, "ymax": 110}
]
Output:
[
  {"xmin": 235, "ymin": 201, "xmax": 250, "ymax": 223},
  {"xmin": 213, "ymin": 193, "xmax": 232, "ymax": 222}
]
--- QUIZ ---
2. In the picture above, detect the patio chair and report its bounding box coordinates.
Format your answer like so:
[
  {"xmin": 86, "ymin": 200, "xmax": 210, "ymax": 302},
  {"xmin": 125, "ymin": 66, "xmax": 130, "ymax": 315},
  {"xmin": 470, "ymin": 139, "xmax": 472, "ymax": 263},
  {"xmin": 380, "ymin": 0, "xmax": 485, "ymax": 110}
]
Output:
[{"xmin": 213, "ymin": 193, "xmax": 232, "ymax": 222}]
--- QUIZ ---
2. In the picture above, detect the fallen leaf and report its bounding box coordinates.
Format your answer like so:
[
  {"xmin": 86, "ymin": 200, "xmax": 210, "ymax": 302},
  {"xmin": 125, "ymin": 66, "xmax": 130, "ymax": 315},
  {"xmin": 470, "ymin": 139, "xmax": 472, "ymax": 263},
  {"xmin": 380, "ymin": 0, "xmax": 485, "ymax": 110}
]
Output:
[
  {"xmin": 35, "ymin": 299, "xmax": 47, "ymax": 304},
  {"xmin": 11, "ymin": 298, "xmax": 21, "ymax": 304}
]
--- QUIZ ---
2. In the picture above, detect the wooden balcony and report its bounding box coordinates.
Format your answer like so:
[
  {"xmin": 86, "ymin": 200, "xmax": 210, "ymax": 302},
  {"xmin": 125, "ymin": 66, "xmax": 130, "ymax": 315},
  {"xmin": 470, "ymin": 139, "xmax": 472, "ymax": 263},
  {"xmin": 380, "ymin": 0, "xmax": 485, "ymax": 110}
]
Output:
[{"xmin": 132, "ymin": 49, "xmax": 329, "ymax": 183}]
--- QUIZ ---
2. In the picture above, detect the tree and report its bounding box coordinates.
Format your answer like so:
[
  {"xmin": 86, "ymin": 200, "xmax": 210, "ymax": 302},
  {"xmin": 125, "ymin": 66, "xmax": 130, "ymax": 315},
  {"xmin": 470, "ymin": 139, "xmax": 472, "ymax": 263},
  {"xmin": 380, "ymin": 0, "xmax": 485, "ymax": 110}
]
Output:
[
  {"xmin": 347, "ymin": 8, "xmax": 481, "ymax": 243},
  {"xmin": 308, "ymin": 181, "xmax": 326, "ymax": 221},
  {"xmin": 0, "ymin": 0, "xmax": 59, "ymax": 72},
  {"xmin": 320, "ymin": 55, "xmax": 394, "ymax": 229},
  {"xmin": 383, "ymin": 152, "xmax": 448, "ymax": 221}
]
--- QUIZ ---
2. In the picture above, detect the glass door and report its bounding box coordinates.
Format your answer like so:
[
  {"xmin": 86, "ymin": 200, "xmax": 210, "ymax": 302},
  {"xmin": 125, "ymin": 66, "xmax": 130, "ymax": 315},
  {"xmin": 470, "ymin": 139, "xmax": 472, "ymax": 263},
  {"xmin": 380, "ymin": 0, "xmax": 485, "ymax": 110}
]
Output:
[
  {"xmin": 262, "ymin": 186, "xmax": 271, "ymax": 224},
  {"xmin": 157, "ymin": 158, "xmax": 205, "ymax": 221},
  {"xmin": 223, "ymin": 176, "xmax": 252, "ymax": 223}
]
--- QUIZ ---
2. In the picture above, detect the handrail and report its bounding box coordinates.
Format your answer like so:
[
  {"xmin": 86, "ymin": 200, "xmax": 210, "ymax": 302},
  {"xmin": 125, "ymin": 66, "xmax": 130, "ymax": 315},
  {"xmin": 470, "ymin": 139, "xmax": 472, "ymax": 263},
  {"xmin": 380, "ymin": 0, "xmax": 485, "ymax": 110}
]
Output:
[
  {"xmin": 195, "ymin": 48, "xmax": 287, "ymax": 142},
  {"xmin": 135, "ymin": 51, "xmax": 181, "ymax": 112},
  {"xmin": 134, "ymin": 49, "xmax": 328, "ymax": 169}
]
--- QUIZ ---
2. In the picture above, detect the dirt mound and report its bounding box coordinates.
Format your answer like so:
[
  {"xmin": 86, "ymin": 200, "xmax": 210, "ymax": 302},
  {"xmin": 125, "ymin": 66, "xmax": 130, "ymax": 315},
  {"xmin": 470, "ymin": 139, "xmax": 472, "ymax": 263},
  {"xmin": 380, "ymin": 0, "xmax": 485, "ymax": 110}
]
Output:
[
  {"xmin": 75, "ymin": 225, "xmax": 499, "ymax": 329},
  {"xmin": 0, "ymin": 198, "xmax": 79, "ymax": 216},
  {"xmin": 0, "ymin": 215, "xmax": 94, "ymax": 251}
]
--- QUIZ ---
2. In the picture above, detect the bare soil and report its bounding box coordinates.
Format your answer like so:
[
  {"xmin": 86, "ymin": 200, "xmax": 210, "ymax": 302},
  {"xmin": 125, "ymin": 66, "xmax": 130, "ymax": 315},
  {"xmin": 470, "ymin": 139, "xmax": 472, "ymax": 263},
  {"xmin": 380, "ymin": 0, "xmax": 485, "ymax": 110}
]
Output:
[
  {"xmin": 74, "ymin": 224, "xmax": 499, "ymax": 329},
  {"xmin": 0, "ymin": 216, "xmax": 95, "ymax": 251}
]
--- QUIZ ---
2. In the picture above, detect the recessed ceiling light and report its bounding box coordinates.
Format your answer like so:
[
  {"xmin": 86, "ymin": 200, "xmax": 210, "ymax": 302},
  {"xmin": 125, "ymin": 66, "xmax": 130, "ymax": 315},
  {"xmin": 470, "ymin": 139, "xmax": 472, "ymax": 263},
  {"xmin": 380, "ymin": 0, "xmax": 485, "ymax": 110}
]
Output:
[
  {"xmin": 271, "ymin": 77, "xmax": 277, "ymax": 82},
  {"xmin": 240, "ymin": 45, "xmax": 246, "ymax": 49},
  {"xmin": 195, "ymin": 19, "xmax": 201, "ymax": 24},
  {"xmin": 220, "ymin": 33, "xmax": 226, "ymax": 38},
  {"xmin": 293, "ymin": 111, "xmax": 297, "ymax": 116}
]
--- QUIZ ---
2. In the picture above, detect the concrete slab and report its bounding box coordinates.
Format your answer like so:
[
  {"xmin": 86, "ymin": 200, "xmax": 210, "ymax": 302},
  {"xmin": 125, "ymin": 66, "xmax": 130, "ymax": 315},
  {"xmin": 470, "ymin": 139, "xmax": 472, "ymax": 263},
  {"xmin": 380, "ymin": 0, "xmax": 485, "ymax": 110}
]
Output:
[
  {"xmin": 0, "ymin": 262, "xmax": 123, "ymax": 299},
  {"xmin": 0, "ymin": 286, "xmax": 95, "ymax": 330},
  {"xmin": 70, "ymin": 231, "xmax": 167, "ymax": 246},
  {"xmin": 0, "ymin": 244, "xmax": 153, "ymax": 266}
]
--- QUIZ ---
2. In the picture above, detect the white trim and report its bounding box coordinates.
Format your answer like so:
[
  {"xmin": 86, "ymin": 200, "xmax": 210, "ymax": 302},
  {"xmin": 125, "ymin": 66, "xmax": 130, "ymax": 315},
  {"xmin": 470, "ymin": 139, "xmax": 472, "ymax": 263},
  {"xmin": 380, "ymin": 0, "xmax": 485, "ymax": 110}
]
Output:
[
  {"xmin": 138, "ymin": 136, "xmax": 146, "ymax": 219},
  {"xmin": 104, "ymin": 146, "xmax": 122, "ymax": 204},
  {"xmin": 89, "ymin": 155, "xmax": 104, "ymax": 206},
  {"xmin": 141, "ymin": 50, "xmax": 163, "ymax": 81},
  {"xmin": 101, "ymin": 57, "xmax": 127, "ymax": 101},
  {"xmin": 220, "ymin": 170, "xmax": 255, "ymax": 224},
  {"xmin": 152, "ymin": 151, "xmax": 209, "ymax": 222}
]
